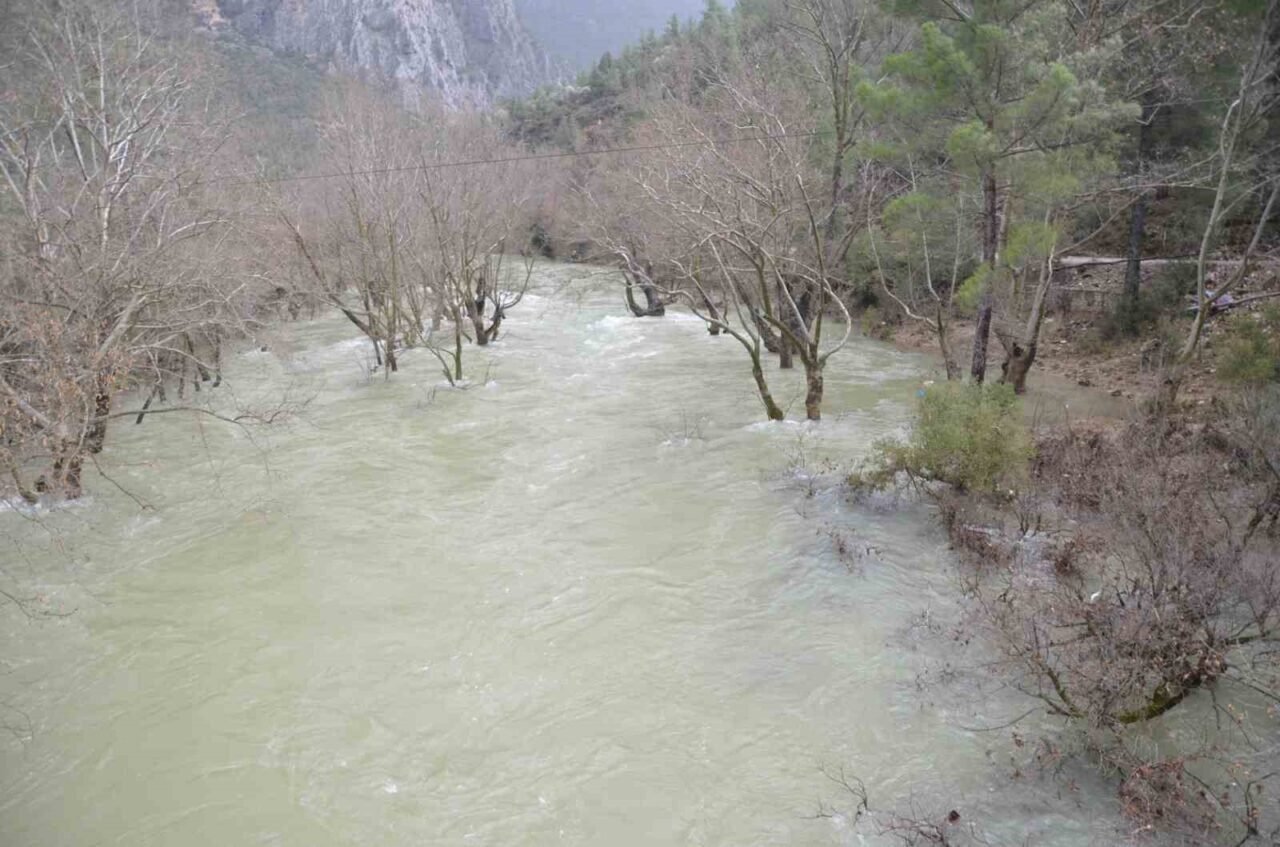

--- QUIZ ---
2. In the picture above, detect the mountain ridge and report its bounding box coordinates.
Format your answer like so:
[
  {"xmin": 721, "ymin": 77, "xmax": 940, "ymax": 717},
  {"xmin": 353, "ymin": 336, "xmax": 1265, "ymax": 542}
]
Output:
[{"xmin": 192, "ymin": 0, "xmax": 556, "ymax": 107}]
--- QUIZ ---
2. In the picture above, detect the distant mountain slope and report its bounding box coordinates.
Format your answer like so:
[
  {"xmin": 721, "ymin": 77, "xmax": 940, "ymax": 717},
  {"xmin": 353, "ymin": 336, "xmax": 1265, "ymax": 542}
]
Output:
[
  {"xmin": 193, "ymin": 0, "xmax": 555, "ymax": 107},
  {"xmin": 513, "ymin": 0, "xmax": 708, "ymax": 69}
]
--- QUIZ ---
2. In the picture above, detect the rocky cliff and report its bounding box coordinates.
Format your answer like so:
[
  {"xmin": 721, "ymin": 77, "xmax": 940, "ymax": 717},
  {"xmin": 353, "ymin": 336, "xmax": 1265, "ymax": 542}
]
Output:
[{"xmin": 195, "ymin": 0, "xmax": 553, "ymax": 107}]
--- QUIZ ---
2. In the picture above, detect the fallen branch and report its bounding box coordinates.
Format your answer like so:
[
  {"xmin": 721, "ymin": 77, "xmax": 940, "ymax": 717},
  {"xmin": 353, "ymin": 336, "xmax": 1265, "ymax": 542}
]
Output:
[{"xmin": 1056, "ymin": 255, "xmax": 1280, "ymax": 270}]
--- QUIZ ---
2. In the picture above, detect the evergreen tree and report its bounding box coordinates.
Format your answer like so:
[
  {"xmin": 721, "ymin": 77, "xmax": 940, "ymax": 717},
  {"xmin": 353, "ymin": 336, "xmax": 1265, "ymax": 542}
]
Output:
[
  {"xmin": 864, "ymin": 0, "xmax": 1135, "ymax": 382},
  {"xmin": 701, "ymin": 0, "xmax": 730, "ymax": 33}
]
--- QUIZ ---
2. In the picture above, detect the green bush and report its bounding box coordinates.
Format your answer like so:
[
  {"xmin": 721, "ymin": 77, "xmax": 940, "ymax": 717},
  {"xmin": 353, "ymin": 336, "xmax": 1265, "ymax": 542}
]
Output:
[
  {"xmin": 852, "ymin": 383, "xmax": 1033, "ymax": 496},
  {"xmin": 1218, "ymin": 311, "xmax": 1280, "ymax": 386}
]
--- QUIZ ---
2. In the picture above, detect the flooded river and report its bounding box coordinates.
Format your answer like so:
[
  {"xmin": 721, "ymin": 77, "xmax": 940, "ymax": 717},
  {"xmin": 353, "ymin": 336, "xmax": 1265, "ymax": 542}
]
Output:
[{"xmin": 1, "ymin": 266, "xmax": 1123, "ymax": 845}]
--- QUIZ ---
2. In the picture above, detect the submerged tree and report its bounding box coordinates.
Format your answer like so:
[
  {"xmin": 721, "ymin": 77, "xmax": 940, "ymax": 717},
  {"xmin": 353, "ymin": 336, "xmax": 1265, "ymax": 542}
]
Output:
[
  {"xmin": 277, "ymin": 85, "xmax": 420, "ymax": 375},
  {"xmin": 0, "ymin": 0, "xmax": 244, "ymax": 499},
  {"xmin": 973, "ymin": 405, "xmax": 1280, "ymax": 840},
  {"xmin": 618, "ymin": 62, "xmax": 858, "ymax": 421},
  {"xmin": 280, "ymin": 86, "xmax": 537, "ymax": 387}
]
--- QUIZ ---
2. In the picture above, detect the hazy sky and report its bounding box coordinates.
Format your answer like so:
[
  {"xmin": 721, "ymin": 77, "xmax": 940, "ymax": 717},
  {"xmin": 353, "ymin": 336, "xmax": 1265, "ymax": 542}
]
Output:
[{"xmin": 513, "ymin": 0, "xmax": 710, "ymax": 69}]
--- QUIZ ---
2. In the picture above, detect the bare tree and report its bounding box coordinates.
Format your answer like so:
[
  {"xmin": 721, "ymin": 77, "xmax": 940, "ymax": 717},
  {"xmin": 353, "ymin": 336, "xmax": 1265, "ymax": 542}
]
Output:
[
  {"xmin": 992, "ymin": 213, "xmax": 1060, "ymax": 394},
  {"xmin": 616, "ymin": 64, "xmax": 856, "ymax": 421},
  {"xmin": 277, "ymin": 85, "xmax": 421, "ymax": 375},
  {"xmin": 1158, "ymin": 0, "xmax": 1280, "ymax": 409},
  {"xmin": 0, "ymin": 0, "xmax": 241, "ymax": 499},
  {"xmin": 867, "ymin": 159, "xmax": 971, "ymax": 381},
  {"xmin": 782, "ymin": 0, "xmax": 902, "ymax": 300},
  {"xmin": 411, "ymin": 112, "xmax": 537, "ymax": 381},
  {"xmin": 279, "ymin": 86, "xmax": 537, "ymax": 387}
]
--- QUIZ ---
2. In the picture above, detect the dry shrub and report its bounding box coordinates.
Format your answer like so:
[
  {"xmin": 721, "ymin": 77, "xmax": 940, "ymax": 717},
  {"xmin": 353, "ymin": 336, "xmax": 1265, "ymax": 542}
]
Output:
[
  {"xmin": 1116, "ymin": 756, "xmax": 1220, "ymax": 837},
  {"xmin": 966, "ymin": 395, "xmax": 1280, "ymax": 842}
]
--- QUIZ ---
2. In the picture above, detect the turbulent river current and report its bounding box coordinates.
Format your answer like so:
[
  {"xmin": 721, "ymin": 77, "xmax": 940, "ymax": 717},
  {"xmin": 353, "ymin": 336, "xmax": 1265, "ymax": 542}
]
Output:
[{"xmin": 1, "ymin": 265, "xmax": 1124, "ymax": 845}]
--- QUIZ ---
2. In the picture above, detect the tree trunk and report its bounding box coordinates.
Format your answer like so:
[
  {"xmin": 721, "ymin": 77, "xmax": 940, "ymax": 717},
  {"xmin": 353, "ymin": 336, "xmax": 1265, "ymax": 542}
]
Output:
[
  {"xmin": 467, "ymin": 291, "xmax": 490, "ymax": 346},
  {"xmin": 702, "ymin": 294, "xmax": 723, "ymax": 335},
  {"xmin": 750, "ymin": 353, "xmax": 785, "ymax": 421},
  {"xmin": 1121, "ymin": 195, "xmax": 1148, "ymax": 308},
  {"xmin": 936, "ymin": 307, "xmax": 960, "ymax": 381},
  {"xmin": 777, "ymin": 278, "xmax": 807, "ymax": 370},
  {"xmin": 999, "ymin": 256, "xmax": 1054, "ymax": 394},
  {"xmin": 753, "ymin": 310, "xmax": 782, "ymax": 354},
  {"xmin": 1120, "ymin": 94, "xmax": 1157, "ymax": 331},
  {"xmin": 135, "ymin": 384, "xmax": 160, "ymax": 425},
  {"xmin": 803, "ymin": 363, "xmax": 824, "ymax": 421},
  {"xmin": 624, "ymin": 277, "xmax": 665, "ymax": 317},
  {"xmin": 488, "ymin": 305, "xmax": 505, "ymax": 342},
  {"xmin": 61, "ymin": 453, "xmax": 83, "ymax": 500},
  {"xmin": 85, "ymin": 372, "xmax": 112, "ymax": 454},
  {"xmin": 453, "ymin": 321, "xmax": 464, "ymax": 382},
  {"xmin": 828, "ymin": 132, "xmax": 844, "ymax": 242},
  {"xmin": 971, "ymin": 166, "xmax": 1000, "ymax": 383},
  {"xmin": 779, "ymin": 339, "xmax": 794, "ymax": 369},
  {"xmin": 971, "ymin": 296, "xmax": 994, "ymax": 383},
  {"xmin": 474, "ymin": 272, "xmax": 488, "ymax": 330},
  {"xmin": 472, "ymin": 314, "xmax": 489, "ymax": 346},
  {"xmin": 641, "ymin": 282, "xmax": 665, "ymax": 316},
  {"xmin": 211, "ymin": 334, "xmax": 223, "ymax": 388},
  {"xmin": 187, "ymin": 334, "xmax": 210, "ymax": 389},
  {"xmin": 981, "ymin": 168, "xmax": 1000, "ymax": 265},
  {"xmin": 39, "ymin": 442, "xmax": 83, "ymax": 499},
  {"xmin": 1001, "ymin": 342, "xmax": 1036, "ymax": 394},
  {"xmin": 624, "ymin": 278, "xmax": 644, "ymax": 316}
]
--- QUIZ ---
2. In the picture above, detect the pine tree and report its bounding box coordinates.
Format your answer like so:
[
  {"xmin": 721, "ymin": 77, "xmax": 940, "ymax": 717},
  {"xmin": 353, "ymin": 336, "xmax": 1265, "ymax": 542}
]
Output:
[
  {"xmin": 864, "ymin": 0, "xmax": 1135, "ymax": 384},
  {"xmin": 701, "ymin": 0, "xmax": 730, "ymax": 34}
]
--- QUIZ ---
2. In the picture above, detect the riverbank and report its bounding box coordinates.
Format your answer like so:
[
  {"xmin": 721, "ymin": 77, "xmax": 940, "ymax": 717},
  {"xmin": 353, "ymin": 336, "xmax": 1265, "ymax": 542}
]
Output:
[
  {"xmin": 858, "ymin": 305, "xmax": 1280, "ymax": 840},
  {"xmin": 875, "ymin": 292, "xmax": 1280, "ymax": 412}
]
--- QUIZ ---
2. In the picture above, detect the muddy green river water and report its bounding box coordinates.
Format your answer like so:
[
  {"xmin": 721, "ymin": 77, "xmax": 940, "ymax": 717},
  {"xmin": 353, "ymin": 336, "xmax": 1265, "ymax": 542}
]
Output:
[{"xmin": 1, "ymin": 266, "xmax": 1123, "ymax": 845}]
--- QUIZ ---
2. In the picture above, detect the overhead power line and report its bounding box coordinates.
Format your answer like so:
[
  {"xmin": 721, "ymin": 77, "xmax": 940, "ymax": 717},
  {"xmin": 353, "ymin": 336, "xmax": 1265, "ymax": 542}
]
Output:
[
  {"xmin": 165, "ymin": 87, "xmax": 1249, "ymax": 190},
  {"xmin": 204, "ymin": 129, "xmax": 833, "ymax": 189}
]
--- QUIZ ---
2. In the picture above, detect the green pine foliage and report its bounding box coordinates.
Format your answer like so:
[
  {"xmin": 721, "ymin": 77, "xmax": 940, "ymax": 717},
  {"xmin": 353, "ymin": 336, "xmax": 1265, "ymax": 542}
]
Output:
[{"xmin": 859, "ymin": 0, "xmax": 1137, "ymax": 311}]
